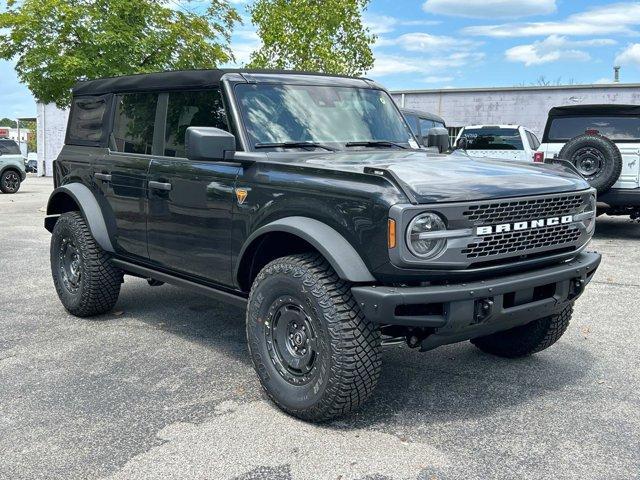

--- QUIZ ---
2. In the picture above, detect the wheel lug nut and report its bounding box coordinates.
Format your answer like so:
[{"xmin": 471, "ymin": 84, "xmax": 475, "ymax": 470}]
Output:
[
  {"xmin": 289, "ymin": 334, "xmax": 293, "ymax": 338},
  {"xmin": 294, "ymin": 346, "xmax": 298, "ymax": 351}
]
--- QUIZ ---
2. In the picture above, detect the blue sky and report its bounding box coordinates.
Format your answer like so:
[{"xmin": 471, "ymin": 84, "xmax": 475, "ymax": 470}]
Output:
[{"xmin": 3, "ymin": 0, "xmax": 640, "ymax": 118}]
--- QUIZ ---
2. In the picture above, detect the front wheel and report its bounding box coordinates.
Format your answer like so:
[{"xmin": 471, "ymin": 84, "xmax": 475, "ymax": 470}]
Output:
[
  {"xmin": 471, "ymin": 305, "xmax": 573, "ymax": 358},
  {"xmin": 51, "ymin": 212, "xmax": 123, "ymax": 317},
  {"xmin": 1, "ymin": 170, "xmax": 21, "ymax": 193},
  {"xmin": 246, "ymin": 253, "xmax": 382, "ymax": 422}
]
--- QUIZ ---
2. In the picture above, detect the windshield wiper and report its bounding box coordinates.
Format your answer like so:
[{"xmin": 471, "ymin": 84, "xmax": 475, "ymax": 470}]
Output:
[
  {"xmin": 254, "ymin": 141, "xmax": 337, "ymax": 152},
  {"xmin": 345, "ymin": 140, "xmax": 408, "ymax": 149}
]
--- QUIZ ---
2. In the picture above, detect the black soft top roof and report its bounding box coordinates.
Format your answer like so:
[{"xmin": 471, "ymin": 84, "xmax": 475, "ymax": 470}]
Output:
[
  {"xmin": 72, "ymin": 69, "xmax": 372, "ymax": 96},
  {"xmin": 548, "ymin": 104, "xmax": 640, "ymax": 117}
]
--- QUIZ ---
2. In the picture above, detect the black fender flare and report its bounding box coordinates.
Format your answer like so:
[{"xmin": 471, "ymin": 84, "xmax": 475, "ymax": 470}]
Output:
[
  {"xmin": 236, "ymin": 216, "xmax": 376, "ymax": 283},
  {"xmin": 45, "ymin": 183, "xmax": 115, "ymax": 253}
]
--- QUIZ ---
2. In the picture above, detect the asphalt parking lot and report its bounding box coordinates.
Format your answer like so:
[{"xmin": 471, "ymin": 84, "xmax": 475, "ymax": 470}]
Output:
[{"xmin": 1, "ymin": 176, "xmax": 638, "ymax": 480}]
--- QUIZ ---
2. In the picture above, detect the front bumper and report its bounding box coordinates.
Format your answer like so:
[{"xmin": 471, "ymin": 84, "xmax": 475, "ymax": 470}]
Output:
[{"xmin": 352, "ymin": 251, "xmax": 601, "ymax": 351}]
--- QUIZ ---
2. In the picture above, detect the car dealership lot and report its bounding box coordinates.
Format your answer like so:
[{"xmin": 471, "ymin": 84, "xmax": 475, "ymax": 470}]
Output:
[{"xmin": 1, "ymin": 177, "xmax": 638, "ymax": 480}]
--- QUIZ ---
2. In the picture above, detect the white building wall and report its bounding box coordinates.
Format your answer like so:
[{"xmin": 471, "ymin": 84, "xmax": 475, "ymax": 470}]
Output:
[
  {"xmin": 37, "ymin": 103, "xmax": 69, "ymax": 176},
  {"xmin": 391, "ymin": 83, "xmax": 640, "ymax": 139}
]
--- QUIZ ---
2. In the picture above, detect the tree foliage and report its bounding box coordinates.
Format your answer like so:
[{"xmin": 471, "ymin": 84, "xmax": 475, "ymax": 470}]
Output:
[
  {"xmin": 248, "ymin": 0, "xmax": 375, "ymax": 76},
  {"xmin": 0, "ymin": 118, "xmax": 18, "ymax": 128},
  {"xmin": 0, "ymin": 0, "xmax": 240, "ymax": 107}
]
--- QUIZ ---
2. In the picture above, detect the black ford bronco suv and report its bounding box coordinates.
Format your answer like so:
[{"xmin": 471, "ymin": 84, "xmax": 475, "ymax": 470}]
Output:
[{"xmin": 45, "ymin": 69, "xmax": 601, "ymax": 421}]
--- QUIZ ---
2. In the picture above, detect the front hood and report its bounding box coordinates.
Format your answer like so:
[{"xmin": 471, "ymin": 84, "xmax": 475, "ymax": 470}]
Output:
[{"xmin": 266, "ymin": 150, "xmax": 589, "ymax": 204}]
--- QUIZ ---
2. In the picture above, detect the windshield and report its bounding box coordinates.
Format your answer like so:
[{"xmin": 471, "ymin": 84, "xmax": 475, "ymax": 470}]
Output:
[
  {"xmin": 235, "ymin": 83, "xmax": 414, "ymax": 150},
  {"xmin": 547, "ymin": 116, "xmax": 640, "ymax": 141},
  {"xmin": 461, "ymin": 128, "xmax": 523, "ymax": 150},
  {"xmin": 0, "ymin": 139, "xmax": 21, "ymax": 155}
]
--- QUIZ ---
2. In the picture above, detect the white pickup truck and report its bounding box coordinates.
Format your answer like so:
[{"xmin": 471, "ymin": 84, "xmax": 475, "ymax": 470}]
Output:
[{"xmin": 454, "ymin": 125, "xmax": 541, "ymax": 162}]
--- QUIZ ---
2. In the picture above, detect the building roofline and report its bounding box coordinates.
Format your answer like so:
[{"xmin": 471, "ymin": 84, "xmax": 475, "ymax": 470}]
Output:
[{"xmin": 390, "ymin": 82, "xmax": 640, "ymax": 95}]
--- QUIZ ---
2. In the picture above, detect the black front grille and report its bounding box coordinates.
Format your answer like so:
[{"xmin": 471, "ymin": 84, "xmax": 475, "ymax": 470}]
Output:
[
  {"xmin": 462, "ymin": 224, "xmax": 581, "ymax": 259},
  {"xmin": 463, "ymin": 194, "xmax": 584, "ymax": 224}
]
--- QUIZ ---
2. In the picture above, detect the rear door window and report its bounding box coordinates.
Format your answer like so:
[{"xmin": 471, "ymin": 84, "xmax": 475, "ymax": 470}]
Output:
[
  {"xmin": 164, "ymin": 90, "xmax": 227, "ymax": 158},
  {"xmin": 547, "ymin": 116, "xmax": 640, "ymax": 141},
  {"xmin": 112, "ymin": 93, "xmax": 158, "ymax": 154},
  {"xmin": 461, "ymin": 128, "xmax": 524, "ymax": 150}
]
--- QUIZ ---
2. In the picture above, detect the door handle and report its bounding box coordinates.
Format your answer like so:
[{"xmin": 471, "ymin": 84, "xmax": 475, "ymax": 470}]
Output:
[
  {"xmin": 94, "ymin": 173, "xmax": 112, "ymax": 182},
  {"xmin": 148, "ymin": 180, "xmax": 172, "ymax": 191}
]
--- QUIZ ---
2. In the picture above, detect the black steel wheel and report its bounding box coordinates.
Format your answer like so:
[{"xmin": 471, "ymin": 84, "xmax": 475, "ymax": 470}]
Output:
[
  {"xmin": 0, "ymin": 170, "xmax": 21, "ymax": 194},
  {"xmin": 246, "ymin": 253, "xmax": 382, "ymax": 422},
  {"xmin": 51, "ymin": 212, "xmax": 123, "ymax": 317},
  {"xmin": 265, "ymin": 298, "xmax": 319, "ymax": 386},
  {"xmin": 558, "ymin": 134, "xmax": 622, "ymax": 194}
]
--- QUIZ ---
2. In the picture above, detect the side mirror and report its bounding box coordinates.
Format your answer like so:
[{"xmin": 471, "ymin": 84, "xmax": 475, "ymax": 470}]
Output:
[
  {"xmin": 456, "ymin": 136, "xmax": 468, "ymax": 150},
  {"xmin": 426, "ymin": 127, "xmax": 450, "ymax": 153},
  {"xmin": 185, "ymin": 126, "xmax": 236, "ymax": 161}
]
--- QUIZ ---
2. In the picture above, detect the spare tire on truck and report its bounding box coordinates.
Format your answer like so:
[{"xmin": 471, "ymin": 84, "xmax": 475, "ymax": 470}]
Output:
[{"xmin": 558, "ymin": 133, "xmax": 622, "ymax": 194}]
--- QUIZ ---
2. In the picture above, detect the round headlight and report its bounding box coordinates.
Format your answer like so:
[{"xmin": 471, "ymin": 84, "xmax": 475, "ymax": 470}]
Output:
[{"xmin": 406, "ymin": 212, "xmax": 447, "ymax": 259}]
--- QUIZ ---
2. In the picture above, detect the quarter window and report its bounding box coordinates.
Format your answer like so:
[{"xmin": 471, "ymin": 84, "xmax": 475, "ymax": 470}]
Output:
[
  {"xmin": 164, "ymin": 90, "xmax": 227, "ymax": 157},
  {"xmin": 112, "ymin": 93, "xmax": 158, "ymax": 154},
  {"xmin": 67, "ymin": 95, "xmax": 110, "ymax": 145}
]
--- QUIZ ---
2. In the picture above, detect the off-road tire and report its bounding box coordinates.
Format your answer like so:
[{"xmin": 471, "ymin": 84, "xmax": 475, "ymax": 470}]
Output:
[
  {"xmin": 471, "ymin": 305, "xmax": 573, "ymax": 358},
  {"xmin": 0, "ymin": 169, "xmax": 21, "ymax": 194},
  {"xmin": 51, "ymin": 212, "xmax": 122, "ymax": 317},
  {"xmin": 558, "ymin": 134, "xmax": 622, "ymax": 194},
  {"xmin": 246, "ymin": 253, "xmax": 382, "ymax": 422}
]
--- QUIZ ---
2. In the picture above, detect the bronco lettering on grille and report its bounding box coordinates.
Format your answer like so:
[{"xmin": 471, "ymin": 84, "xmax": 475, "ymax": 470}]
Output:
[{"xmin": 476, "ymin": 215, "xmax": 574, "ymax": 235}]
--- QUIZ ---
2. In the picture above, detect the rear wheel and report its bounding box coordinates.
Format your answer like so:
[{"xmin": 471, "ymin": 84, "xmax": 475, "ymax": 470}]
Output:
[
  {"xmin": 51, "ymin": 212, "xmax": 123, "ymax": 317},
  {"xmin": 246, "ymin": 253, "xmax": 382, "ymax": 422},
  {"xmin": 0, "ymin": 170, "xmax": 21, "ymax": 194},
  {"xmin": 471, "ymin": 305, "xmax": 573, "ymax": 358}
]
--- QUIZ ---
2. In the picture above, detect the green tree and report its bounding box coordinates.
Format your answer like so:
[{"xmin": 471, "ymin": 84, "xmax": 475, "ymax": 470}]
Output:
[
  {"xmin": 0, "ymin": 0, "xmax": 241, "ymax": 107},
  {"xmin": 248, "ymin": 0, "xmax": 375, "ymax": 76},
  {"xmin": 0, "ymin": 118, "xmax": 17, "ymax": 128}
]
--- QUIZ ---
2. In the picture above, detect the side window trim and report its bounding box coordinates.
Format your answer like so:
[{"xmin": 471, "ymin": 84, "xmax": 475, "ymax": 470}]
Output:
[{"xmin": 153, "ymin": 93, "xmax": 169, "ymax": 157}]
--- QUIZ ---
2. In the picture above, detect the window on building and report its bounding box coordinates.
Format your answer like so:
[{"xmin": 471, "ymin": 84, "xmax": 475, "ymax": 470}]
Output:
[
  {"xmin": 164, "ymin": 90, "xmax": 228, "ymax": 158},
  {"xmin": 112, "ymin": 93, "xmax": 158, "ymax": 154}
]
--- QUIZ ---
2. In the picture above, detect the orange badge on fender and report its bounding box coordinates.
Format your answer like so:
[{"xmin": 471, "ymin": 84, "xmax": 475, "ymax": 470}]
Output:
[{"xmin": 235, "ymin": 188, "xmax": 248, "ymax": 205}]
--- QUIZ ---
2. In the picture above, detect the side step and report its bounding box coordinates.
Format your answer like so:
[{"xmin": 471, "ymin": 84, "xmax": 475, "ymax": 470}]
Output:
[{"xmin": 111, "ymin": 259, "xmax": 248, "ymax": 309}]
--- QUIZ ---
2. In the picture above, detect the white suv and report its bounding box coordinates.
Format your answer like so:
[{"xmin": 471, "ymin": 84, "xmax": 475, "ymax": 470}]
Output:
[
  {"xmin": 455, "ymin": 125, "xmax": 541, "ymax": 162},
  {"xmin": 0, "ymin": 139, "xmax": 26, "ymax": 194},
  {"xmin": 538, "ymin": 105, "xmax": 640, "ymax": 218}
]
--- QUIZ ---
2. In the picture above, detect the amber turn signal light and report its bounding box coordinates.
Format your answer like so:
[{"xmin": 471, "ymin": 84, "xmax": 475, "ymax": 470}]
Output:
[{"xmin": 388, "ymin": 219, "xmax": 396, "ymax": 249}]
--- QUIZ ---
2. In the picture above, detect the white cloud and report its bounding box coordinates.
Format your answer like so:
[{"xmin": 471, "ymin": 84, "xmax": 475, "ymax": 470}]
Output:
[
  {"xmin": 615, "ymin": 43, "xmax": 640, "ymax": 67},
  {"xmin": 369, "ymin": 52, "xmax": 484, "ymax": 77},
  {"xmin": 505, "ymin": 36, "xmax": 616, "ymax": 66},
  {"xmin": 423, "ymin": 75, "xmax": 455, "ymax": 84},
  {"xmin": 423, "ymin": 0, "xmax": 556, "ymax": 19},
  {"xmin": 392, "ymin": 33, "xmax": 476, "ymax": 51},
  {"xmin": 594, "ymin": 77, "xmax": 614, "ymax": 84},
  {"xmin": 464, "ymin": 2, "xmax": 640, "ymax": 37},
  {"xmin": 364, "ymin": 14, "xmax": 441, "ymax": 36}
]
